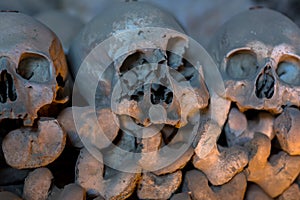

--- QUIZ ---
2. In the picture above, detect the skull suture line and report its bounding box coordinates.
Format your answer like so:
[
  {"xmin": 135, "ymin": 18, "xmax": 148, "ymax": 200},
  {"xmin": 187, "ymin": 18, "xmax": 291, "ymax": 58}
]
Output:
[
  {"xmin": 0, "ymin": 11, "xmax": 71, "ymax": 126},
  {"xmin": 209, "ymin": 8, "xmax": 300, "ymax": 114}
]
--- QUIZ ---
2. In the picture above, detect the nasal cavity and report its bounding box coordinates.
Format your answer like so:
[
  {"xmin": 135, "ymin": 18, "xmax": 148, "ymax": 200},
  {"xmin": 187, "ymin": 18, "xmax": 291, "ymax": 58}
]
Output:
[
  {"xmin": 255, "ymin": 66, "xmax": 275, "ymax": 99},
  {"xmin": 0, "ymin": 70, "xmax": 17, "ymax": 103},
  {"xmin": 151, "ymin": 83, "xmax": 173, "ymax": 105}
]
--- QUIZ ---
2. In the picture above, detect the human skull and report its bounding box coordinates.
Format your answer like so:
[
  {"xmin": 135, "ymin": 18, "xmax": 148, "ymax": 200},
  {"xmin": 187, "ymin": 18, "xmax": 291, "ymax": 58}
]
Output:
[
  {"xmin": 0, "ymin": 11, "xmax": 71, "ymax": 126},
  {"xmin": 69, "ymin": 2, "xmax": 209, "ymax": 127},
  {"xmin": 209, "ymin": 9, "xmax": 300, "ymax": 114}
]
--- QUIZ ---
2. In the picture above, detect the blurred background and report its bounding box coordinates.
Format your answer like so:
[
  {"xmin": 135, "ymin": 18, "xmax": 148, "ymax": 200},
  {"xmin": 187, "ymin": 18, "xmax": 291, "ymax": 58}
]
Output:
[{"xmin": 0, "ymin": 0, "xmax": 298, "ymax": 50}]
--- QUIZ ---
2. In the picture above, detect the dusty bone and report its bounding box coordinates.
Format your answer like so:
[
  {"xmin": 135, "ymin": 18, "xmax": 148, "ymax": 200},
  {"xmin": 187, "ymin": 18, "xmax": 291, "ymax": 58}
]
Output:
[
  {"xmin": 247, "ymin": 111, "xmax": 274, "ymax": 139},
  {"xmin": 225, "ymin": 108, "xmax": 275, "ymax": 146},
  {"xmin": 157, "ymin": 126, "xmax": 196, "ymax": 175},
  {"xmin": 119, "ymin": 114, "xmax": 195, "ymax": 175},
  {"xmin": 0, "ymin": 191, "xmax": 22, "ymax": 200},
  {"xmin": 2, "ymin": 118, "xmax": 66, "ymax": 169},
  {"xmin": 224, "ymin": 107, "xmax": 248, "ymax": 146},
  {"xmin": 194, "ymin": 96, "xmax": 231, "ymax": 160},
  {"xmin": 68, "ymin": 1, "xmax": 189, "ymax": 106},
  {"xmin": 193, "ymin": 120, "xmax": 248, "ymax": 185},
  {"xmin": 183, "ymin": 170, "xmax": 247, "ymax": 200},
  {"xmin": 244, "ymin": 184, "xmax": 272, "ymax": 200},
  {"xmin": 208, "ymin": 9, "xmax": 300, "ymax": 113},
  {"xmin": 277, "ymin": 183, "xmax": 300, "ymax": 200},
  {"xmin": 0, "ymin": 12, "xmax": 71, "ymax": 126},
  {"xmin": 23, "ymin": 168, "xmax": 53, "ymax": 200},
  {"xmin": 75, "ymin": 148, "xmax": 140, "ymax": 199},
  {"xmin": 139, "ymin": 123, "xmax": 195, "ymax": 175},
  {"xmin": 102, "ymin": 131, "xmax": 140, "ymax": 173},
  {"xmin": 137, "ymin": 170, "xmax": 182, "ymax": 200},
  {"xmin": 58, "ymin": 106, "xmax": 119, "ymax": 150},
  {"xmin": 138, "ymin": 131, "xmax": 162, "ymax": 171},
  {"xmin": 153, "ymin": 147, "xmax": 194, "ymax": 176},
  {"xmin": 57, "ymin": 107, "xmax": 83, "ymax": 148},
  {"xmin": 274, "ymin": 107, "xmax": 300, "ymax": 155},
  {"xmin": 48, "ymin": 184, "xmax": 86, "ymax": 200},
  {"xmin": 193, "ymin": 143, "xmax": 248, "ymax": 186},
  {"xmin": 112, "ymin": 60, "xmax": 208, "ymax": 127},
  {"xmin": 244, "ymin": 133, "xmax": 300, "ymax": 197},
  {"xmin": 69, "ymin": 2, "xmax": 209, "ymax": 129}
]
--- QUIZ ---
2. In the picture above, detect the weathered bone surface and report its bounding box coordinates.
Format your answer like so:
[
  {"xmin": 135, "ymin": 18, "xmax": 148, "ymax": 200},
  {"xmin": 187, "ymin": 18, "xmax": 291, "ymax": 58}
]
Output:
[
  {"xmin": 135, "ymin": 119, "xmax": 195, "ymax": 175},
  {"xmin": 244, "ymin": 133, "xmax": 300, "ymax": 198},
  {"xmin": 0, "ymin": 12, "xmax": 71, "ymax": 126},
  {"xmin": 194, "ymin": 97, "xmax": 231, "ymax": 161},
  {"xmin": 48, "ymin": 184, "xmax": 86, "ymax": 200},
  {"xmin": 58, "ymin": 106, "xmax": 119, "ymax": 150},
  {"xmin": 102, "ymin": 130, "xmax": 141, "ymax": 173},
  {"xmin": 2, "ymin": 118, "xmax": 66, "ymax": 169},
  {"xmin": 209, "ymin": 9, "xmax": 300, "ymax": 113},
  {"xmin": 0, "ymin": 191, "xmax": 22, "ymax": 200},
  {"xmin": 35, "ymin": 10, "xmax": 84, "ymax": 53},
  {"xmin": 69, "ymin": 2, "xmax": 209, "ymax": 127},
  {"xmin": 183, "ymin": 169, "xmax": 247, "ymax": 200},
  {"xmin": 75, "ymin": 148, "xmax": 140, "ymax": 199},
  {"xmin": 225, "ymin": 107, "xmax": 275, "ymax": 146},
  {"xmin": 112, "ymin": 60, "xmax": 208, "ymax": 127},
  {"xmin": 277, "ymin": 183, "xmax": 300, "ymax": 200},
  {"xmin": 193, "ymin": 143, "xmax": 248, "ymax": 186},
  {"xmin": 57, "ymin": 107, "xmax": 83, "ymax": 148},
  {"xmin": 23, "ymin": 168, "xmax": 53, "ymax": 200},
  {"xmin": 137, "ymin": 170, "xmax": 182, "ymax": 200},
  {"xmin": 193, "ymin": 121, "xmax": 248, "ymax": 185},
  {"xmin": 274, "ymin": 107, "xmax": 300, "ymax": 155},
  {"xmin": 224, "ymin": 107, "xmax": 247, "ymax": 146},
  {"xmin": 153, "ymin": 147, "xmax": 194, "ymax": 176},
  {"xmin": 138, "ymin": 131, "xmax": 162, "ymax": 171},
  {"xmin": 69, "ymin": 2, "xmax": 185, "ymax": 77},
  {"xmin": 247, "ymin": 112, "xmax": 274, "ymax": 139},
  {"xmin": 244, "ymin": 184, "xmax": 272, "ymax": 200}
]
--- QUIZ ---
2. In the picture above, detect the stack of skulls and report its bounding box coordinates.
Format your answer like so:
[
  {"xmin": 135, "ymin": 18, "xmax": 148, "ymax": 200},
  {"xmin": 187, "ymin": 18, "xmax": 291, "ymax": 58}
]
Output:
[{"xmin": 0, "ymin": 1, "xmax": 299, "ymax": 200}]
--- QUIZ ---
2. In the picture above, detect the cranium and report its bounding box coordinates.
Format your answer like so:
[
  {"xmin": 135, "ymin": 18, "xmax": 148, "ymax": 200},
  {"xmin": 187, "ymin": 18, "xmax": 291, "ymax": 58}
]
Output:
[
  {"xmin": 69, "ymin": 1, "xmax": 210, "ymax": 175},
  {"xmin": 0, "ymin": 11, "xmax": 71, "ymax": 126},
  {"xmin": 209, "ymin": 8, "xmax": 300, "ymax": 113},
  {"xmin": 69, "ymin": 1, "xmax": 209, "ymax": 127}
]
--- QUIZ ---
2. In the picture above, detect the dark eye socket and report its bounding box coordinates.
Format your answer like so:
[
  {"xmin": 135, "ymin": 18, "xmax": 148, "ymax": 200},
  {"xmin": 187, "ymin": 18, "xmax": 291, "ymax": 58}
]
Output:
[
  {"xmin": 17, "ymin": 53, "xmax": 51, "ymax": 83},
  {"xmin": 226, "ymin": 50, "xmax": 258, "ymax": 79}
]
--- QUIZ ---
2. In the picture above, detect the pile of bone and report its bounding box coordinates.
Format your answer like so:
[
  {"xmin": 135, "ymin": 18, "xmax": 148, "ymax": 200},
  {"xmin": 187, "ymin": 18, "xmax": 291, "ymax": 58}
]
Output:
[{"xmin": 0, "ymin": 1, "xmax": 300, "ymax": 200}]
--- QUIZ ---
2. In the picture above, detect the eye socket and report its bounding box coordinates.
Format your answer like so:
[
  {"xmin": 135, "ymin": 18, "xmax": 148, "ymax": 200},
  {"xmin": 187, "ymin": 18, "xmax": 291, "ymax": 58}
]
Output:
[
  {"xmin": 226, "ymin": 50, "xmax": 258, "ymax": 79},
  {"xmin": 17, "ymin": 53, "xmax": 51, "ymax": 83},
  {"xmin": 277, "ymin": 55, "xmax": 300, "ymax": 85}
]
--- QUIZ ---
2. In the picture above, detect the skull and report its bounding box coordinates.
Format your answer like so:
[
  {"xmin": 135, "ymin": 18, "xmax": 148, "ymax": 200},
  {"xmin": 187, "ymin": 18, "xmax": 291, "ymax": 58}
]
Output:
[
  {"xmin": 0, "ymin": 11, "xmax": 71, "ymax": 126},
  {"xmin": 209, "ymin": 9, "xmax": 300, "ymax": 113},
  {"xmin": 69, "ymin": 2, "xmax": 209, "ymax": 127}
]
